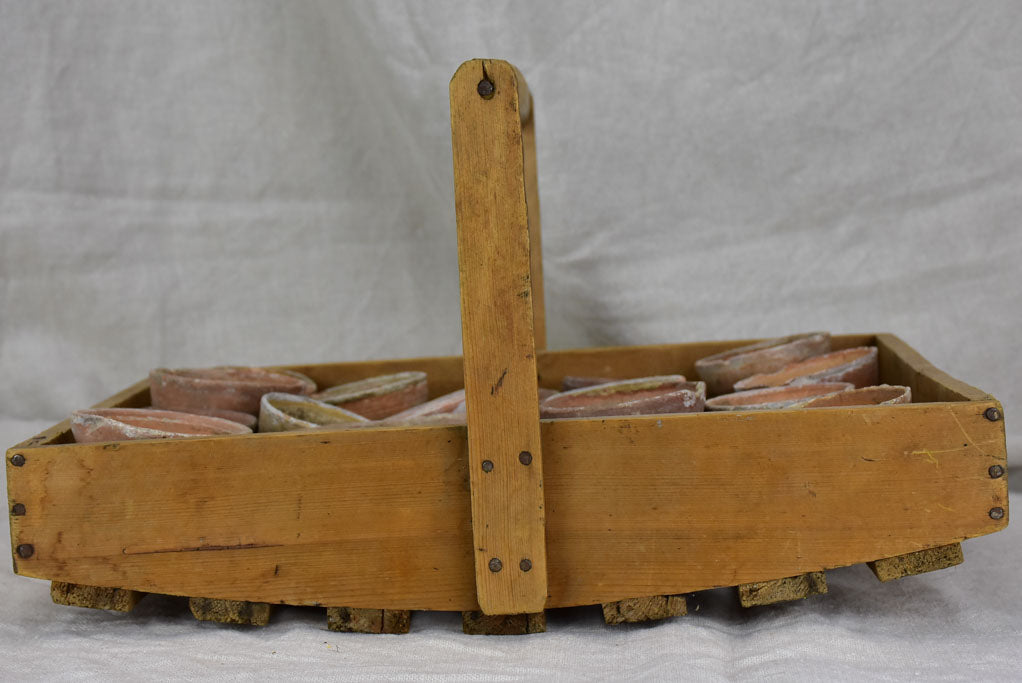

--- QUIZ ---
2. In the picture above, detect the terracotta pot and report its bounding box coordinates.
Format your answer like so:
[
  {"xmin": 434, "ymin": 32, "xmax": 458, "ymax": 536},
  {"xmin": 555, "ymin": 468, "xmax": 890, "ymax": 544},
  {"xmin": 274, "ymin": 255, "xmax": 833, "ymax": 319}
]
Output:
[
  {"xmin": 382, "ymin": 389, "xmax": 466, "ymax": 423},
  {"xmin": 313, "ymin": 371, "xmax": 428, "ymax": 420},
  {"xmin": 560, "ymin": 376, "xmax": 618, "ymax": 391},
  {"xmin": 695, "ymin": 332, "xmax": 831, "ymax": 396},
  {"xmin": 705, "ymin": 382, "xmax": 853, "ymax": 411},
  {"xmin": 797, "ymin": 384, "xmax": 911, "ymax": 408},
  {"xmin": 169, "ymin": 407, "xmax": 258, "ymax": 430},
  {"xmin": 537, "ymin": 387, "xmax": 560, "ymax": 402},
  {"xmin": 733, "ymin": 346, "xmax": 879, "ymax": 391},
  {"xmin": 539, "ymin": 376, "xmax": 705, "ymax": 419},
  {"xmin": 259, "ymin": 393, "xmax": 369, "ymax": 433},
  {"xmin": 150, "ymin": 366, "xmax": 316, "ymax": 416},
  {"xmin": 71, "ymin": 408, "xmax": 251, "ymax": 443}
]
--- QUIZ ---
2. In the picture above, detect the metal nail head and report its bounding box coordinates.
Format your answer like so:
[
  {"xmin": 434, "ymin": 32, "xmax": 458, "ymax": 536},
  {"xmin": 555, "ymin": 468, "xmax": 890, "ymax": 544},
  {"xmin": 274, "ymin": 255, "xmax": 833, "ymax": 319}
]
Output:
[
  {"xmin": 989, "ymin": 465, "xmax": 1005, "ymax": 479},
  {"xmin": 989, "ymin": 507, "xmax": 1005, "ymax": 520},
  {"xmin": 477, "ymin": 79, "xmax": 495, "ymax": 98},
  {"xmin": 488, "ymin": 557, "xmax": 503, "ymax": 573},
  {"xmin": 10, "ymin": 454, "xmax": 25, "ymax": 467},
  {"xmin": 984, "ymin": 407, "xmax": 1002, "ymax": 422},
  {"xmin": 520, "ymin": 558, "xmax": 533, "ymax": 572},
  {"xmin": 16, "ymin": 544, "xmax": 34, "ymax": 559},
  {"xmin": 519, "ymin": 451, "xmax": 533, "ymax": 466},
  {"xmin": 11, "ymin": 503, "xmax": 26, "ymax": 516},
  {"xmin": 481, "ymin": 460, "xmax": 494, "ymax": 473}
]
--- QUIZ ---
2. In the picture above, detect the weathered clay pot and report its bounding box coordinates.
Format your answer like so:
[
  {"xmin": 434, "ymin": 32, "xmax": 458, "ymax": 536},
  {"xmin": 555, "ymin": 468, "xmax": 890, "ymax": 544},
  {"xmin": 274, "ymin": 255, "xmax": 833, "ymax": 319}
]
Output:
[
  {"xmin": 733, "ymin": 346, "xmax": 878, "ymax": 391},
  {"xmin": 560, "ymin": 376, "xmax": 617, "ymax": 391},
  {"xmin": 381, "ymin": 389, "xmax": 466, "ymax": 423},
  {"xmin": 695, "ymin": 332, "xmax": 831, "ymax": 396},
  {"xmin": 182, "ymin": 408, "xmax": 258, "ymax": 430},
  {"xmin": 705, "ymin": 382, "xmax": 853, "ymax": 411},
  {"xmin": 150, "ymin": 366, "xmax": 316, "ymax": 416},
  {"xmin": 259, "ymin": 393, "xmax": 369, "ymax": 433},
  {"xmin": 313, "ymin": 371, "xmax": 428, "ymax": 420},
  {"xmin": 539, "ymin": 376, "xmax": 705, "ymax": 419},
  {"xmin": 537, "ymin": 387, "xmax": 560, "ymax": 402},
  {"xmin": 797, "ymin": 384, "xmax": 911, "ymax": 408},
  {"xmin": 71, "ymin": 408, "xmax": 252, "ymax": 443}
]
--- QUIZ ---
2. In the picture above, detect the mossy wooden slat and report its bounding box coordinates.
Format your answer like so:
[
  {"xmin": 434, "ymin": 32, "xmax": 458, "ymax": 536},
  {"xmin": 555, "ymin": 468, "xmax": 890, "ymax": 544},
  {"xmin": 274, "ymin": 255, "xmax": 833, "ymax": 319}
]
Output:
[
  {"xmin": 451, "ymin": 58, "xmax": 547, "ymax": 615},
  {"xmin": 602, "ymin": 595, "xmax": 687, "ymax": 624},
  {"xmin": 868, "ymin": 543, "xmax": 965, "ymax": 582},
  {"xmin": 738, "ymin": 572, "xmax": 828, "ymax": 608},
  {"xmin": 462, "ymin": 610, "xmax": 546, "ymax": 635},
  {"xmin": 189, "ymin": 598, "xmax": 272, "ymax": 626},
  {"xmin": 326, "ymin": 607, "xmax": 411, "ymax": 634},
  {"xmin": 50, "ymin": 581, "xmax": 144, "ymax": 612}
]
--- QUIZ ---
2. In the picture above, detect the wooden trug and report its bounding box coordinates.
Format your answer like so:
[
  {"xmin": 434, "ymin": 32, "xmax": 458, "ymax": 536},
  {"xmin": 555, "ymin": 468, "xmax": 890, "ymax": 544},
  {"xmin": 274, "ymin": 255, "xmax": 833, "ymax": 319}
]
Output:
[{"xmin": 4, "ymin": 59, "xmax": 1010, "ymax": 633}]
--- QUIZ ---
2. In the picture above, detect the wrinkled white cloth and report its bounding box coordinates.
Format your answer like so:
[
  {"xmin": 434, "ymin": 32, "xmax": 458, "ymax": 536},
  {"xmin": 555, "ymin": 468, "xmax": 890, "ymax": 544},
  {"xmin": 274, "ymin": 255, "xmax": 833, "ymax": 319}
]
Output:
[{"xmin": 1, "ymin": 2, "xmax": 1020, "ymax": 680}]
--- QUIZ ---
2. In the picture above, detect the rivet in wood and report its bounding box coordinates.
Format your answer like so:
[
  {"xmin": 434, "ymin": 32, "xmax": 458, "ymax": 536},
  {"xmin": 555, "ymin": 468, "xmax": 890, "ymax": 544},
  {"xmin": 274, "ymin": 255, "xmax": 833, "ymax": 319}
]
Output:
[
  {"xmin": 10, "ymin": 503, "xmax": 25, "ymax": 516},
  {"xmin": 989, "ymin": 507, "xmax": 1005, "ymax": 520},
  {"xmin": 488, "ymin": 557, "xmax": 503, "ymax": 573},
  {"xmin": 989, "ymin": 465, "xmax": 1005, "ymax": 479},
  {"xmin": 520, "ymin": 558, "xmax": 533, "ymax": 572},
  {"xmin": 477, "ymin": 79, "xmax": 495, "ymax": 98},
  {"xmin": 518, "ymin": 450, "xmax": 533, "ymax": 466},
  {"xmin": 984, "ymin": 407, "xmax": 1002, "ymax": 422},
  {"xmin": 16, "ymin": 544, "xmax": 34, "ymax": 558},
  {"xmin": 10, "ymin": 454, "xmax": 25, "ymax": 467},
  {"xmin": 481, "ymin": 460, "xmax": 494, "ymax": 473}
]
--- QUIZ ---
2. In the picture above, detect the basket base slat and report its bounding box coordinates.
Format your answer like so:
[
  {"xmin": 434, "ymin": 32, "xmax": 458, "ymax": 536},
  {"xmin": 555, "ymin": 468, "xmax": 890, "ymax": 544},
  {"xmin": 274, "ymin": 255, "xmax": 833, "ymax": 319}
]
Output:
[
  {"xmin": 738, "ymin": 572, "xmax": 828, "ymax": 607},
  {"xmin": 326, "ymin": 607, "xmax": 411, "ymax": 634},
  {"xmin": 602, "ymin": 595, "xmax": 688, "ymax": 624},
  {"xmin": 461, "ymin": 610, "xmax": 546, "ymax": 635},
  {"xmin": 50, "ymin": 581, "xmax": 145, "ymax": 612},
  {"xmin": 868, "ymin": 543, "xmax": 964, "ymax": 582},
  {"xmin": 189, "ymin": 598, "xmax": 272, "ymax": 626}
]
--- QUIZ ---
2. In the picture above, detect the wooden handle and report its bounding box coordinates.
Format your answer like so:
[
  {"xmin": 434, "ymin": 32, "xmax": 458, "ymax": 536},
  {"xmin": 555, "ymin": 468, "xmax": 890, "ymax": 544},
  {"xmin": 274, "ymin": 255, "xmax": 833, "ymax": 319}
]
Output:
[{"xmin": 450, "ymin": 59, "xmax": 548, "ymax": 614}]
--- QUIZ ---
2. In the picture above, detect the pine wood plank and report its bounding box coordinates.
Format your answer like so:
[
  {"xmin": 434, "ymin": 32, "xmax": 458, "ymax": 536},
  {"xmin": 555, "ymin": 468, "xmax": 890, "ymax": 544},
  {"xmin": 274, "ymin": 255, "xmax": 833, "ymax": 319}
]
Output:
[
  {"xmin": 8, "ymin": 398, "xmax": 1006, "ymax": 610},
  {"xmin": 451, "ymin": 58, "xmax": 547, "ymax": 615},
  {"xmin": 867, "ymin": 543, "xmax": 964, "ymax": 582},
  {"xmin": 737, "ymin": 572, "xmax": 827, "ymax": 607}
]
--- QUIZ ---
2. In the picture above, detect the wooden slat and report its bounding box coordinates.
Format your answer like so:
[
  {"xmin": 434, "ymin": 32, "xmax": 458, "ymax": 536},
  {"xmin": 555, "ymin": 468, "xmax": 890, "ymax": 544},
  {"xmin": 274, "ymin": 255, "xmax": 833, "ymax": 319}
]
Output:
[
  {"xmin": 50, "ymin": 581, "xmax": 145, "ymax": 612},
  {"xmin": 519, "ymin": 66, "xmax": 545, "ymax": 351},
  {"xmin": 7, "ymin": 400, "xmax": 1006, "ymax": 610},
  {"xmin": 867, "ymin": 543, "xmax": 964, "ymax": 582},
  {"xmin": 737, "ymin": 572, "xmax": 827, "ymax": 607},
  {"xmin": 875, "ymin": 334, "xmax": 990, "ymax": 403},
  {"xmin": 451, "ymin": 58, "xmax": 547, "ymax": 615}
]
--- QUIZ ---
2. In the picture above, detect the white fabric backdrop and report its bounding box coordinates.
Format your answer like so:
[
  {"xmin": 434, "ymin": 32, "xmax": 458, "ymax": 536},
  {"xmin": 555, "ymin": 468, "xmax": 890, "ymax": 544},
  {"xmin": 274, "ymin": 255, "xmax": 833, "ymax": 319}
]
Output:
[{"xmin": 1, "ymin": 2, "xmax": 1020, "ymax": 680}]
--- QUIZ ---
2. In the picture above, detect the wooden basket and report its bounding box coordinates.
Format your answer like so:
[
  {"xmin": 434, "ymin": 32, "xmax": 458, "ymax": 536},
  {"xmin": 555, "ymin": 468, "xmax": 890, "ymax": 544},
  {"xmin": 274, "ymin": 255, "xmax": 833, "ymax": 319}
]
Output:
[{"xmin": 6, "ymin": 59, "xmax": 1008, "ymax": 633}]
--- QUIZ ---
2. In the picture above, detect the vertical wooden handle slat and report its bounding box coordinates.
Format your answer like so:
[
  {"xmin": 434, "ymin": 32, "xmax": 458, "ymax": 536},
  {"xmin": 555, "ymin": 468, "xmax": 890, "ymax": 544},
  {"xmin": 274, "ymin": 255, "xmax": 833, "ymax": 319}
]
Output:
[{"xmin": 450, "ymin": 59, "xmax": 548, "ymax": 615}]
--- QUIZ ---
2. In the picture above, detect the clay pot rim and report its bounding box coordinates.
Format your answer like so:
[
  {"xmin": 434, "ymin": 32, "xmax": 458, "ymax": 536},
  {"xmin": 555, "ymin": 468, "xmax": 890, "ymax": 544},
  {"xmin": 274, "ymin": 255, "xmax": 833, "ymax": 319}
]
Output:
[
  {"xmin": 260, "ymin": 392, "xmax": 369, "ymax": 429},
  {"xmin": 382, "ymin": 389, "xmax": 466, "ymax": 423},
  {"xmin": 540, "ymin": 376, "xmax": 705, "ymax": 416},
  {"xmin": 705, "ymin": 382, "xmax": 853, "ymax": 411},
  {"xmin": 734, "ymin": 346, "xmax": 877, "ymax": 391},
  {"xmin": 694, "ymin": 332, "xmax": 830, "ymax": 369},
  {"xmin": 796, "ymin": 384, "xmax": 911, "ymax": 408},
  {"xmin": 313, "ymin": 371, "xmax": 428, "ymax": 404},
  {"xmin": 72, "ymin": 408, "xmax": 253, "ymax": 438},
  {"xmin": 151, "ymin": 366, "xmax": 316, "ymax": 392}
]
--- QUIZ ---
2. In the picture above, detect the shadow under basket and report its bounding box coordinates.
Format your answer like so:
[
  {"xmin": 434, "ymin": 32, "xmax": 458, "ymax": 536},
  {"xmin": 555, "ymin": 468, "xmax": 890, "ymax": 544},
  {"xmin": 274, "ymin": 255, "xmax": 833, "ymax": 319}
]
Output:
[{"xmin": 6, "ymin": 58, "xmax": 1008, "ymax": 635}]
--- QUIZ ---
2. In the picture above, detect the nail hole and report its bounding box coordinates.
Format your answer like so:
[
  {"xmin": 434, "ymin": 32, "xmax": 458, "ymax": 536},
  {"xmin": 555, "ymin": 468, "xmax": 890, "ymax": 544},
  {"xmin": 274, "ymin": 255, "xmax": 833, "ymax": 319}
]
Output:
[{"xmin": 10, "ymin": 503, "xmax": 25, "ymax": 516}]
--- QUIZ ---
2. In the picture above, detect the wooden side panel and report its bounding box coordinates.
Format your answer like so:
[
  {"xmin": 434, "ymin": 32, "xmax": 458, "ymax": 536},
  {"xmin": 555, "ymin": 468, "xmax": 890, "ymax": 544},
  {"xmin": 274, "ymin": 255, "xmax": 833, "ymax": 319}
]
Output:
[
  {"xmin": 876, "ymin": 334, "xmax": 990, "ymax": 403},
  {"xmin": 7, "ymin": 401, "xmax": 1006, "ymax": 610},
  {"xmin": 518, "ymin": 68, "xmax": 545, "ymax": 351},
  {"xmin": 451, "ymin": 59, "xmax": 547, "ymax": 615}
]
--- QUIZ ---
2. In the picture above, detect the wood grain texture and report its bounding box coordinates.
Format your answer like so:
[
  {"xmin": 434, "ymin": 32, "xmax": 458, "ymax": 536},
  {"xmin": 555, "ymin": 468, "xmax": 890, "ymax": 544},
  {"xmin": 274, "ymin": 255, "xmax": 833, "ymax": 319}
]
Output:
[
  {"xmin": 451, "ymin": 58, "xmax": 547, "ymax": 615},
  {"xmin": 875, "ymin": 334, "xmax": 990, "ymax": 403},
  {"xmin": 867, "ymin": 543, "xmax": 964, "ymax": 582},
  {"xmin": 189, "ymin": 597, "xmax": 272, "ymax": 625},
  {"xmin": 327, "ymin": 607, "xmax": 411, "ymax": 634},
  {"xmin": 602, "ymin": 595, "xmax": 687, "ymax": 624},
  {"xmin": 50, "ymin": 581, "xmax": 144, "ymax": 612},
  {"xmin": 462, "ymin": 610, "xmax": 546, "ymax": 635},
  {"xmin": 737, "ymin": 572, "xmax": 827, "ymax": 607},
  {"xmin": 7, "ymin": 399, "xmax": 1006, "ymax": 610}
]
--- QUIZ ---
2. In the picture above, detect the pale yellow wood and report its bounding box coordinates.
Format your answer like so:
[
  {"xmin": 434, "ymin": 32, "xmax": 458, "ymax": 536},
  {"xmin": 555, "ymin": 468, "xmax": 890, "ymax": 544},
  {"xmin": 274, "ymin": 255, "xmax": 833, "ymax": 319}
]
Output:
[
  {"xmin": 7, "ymin": 400, "xmax": 1006, "ymax": 610},
  {"xmin": 867, "ymin": 543, "xmax": 964, "ymax": 582},
  {"xmin": 451, "ymin": 58, "xmax": 547, "ymax": 615},
  {"xmin": 875, "ymin": 334, "xmax": 990, "ymax": 403},
  {"xmin": 518, "ymin": 67, "xmax": 545, "ymax": 351}
]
